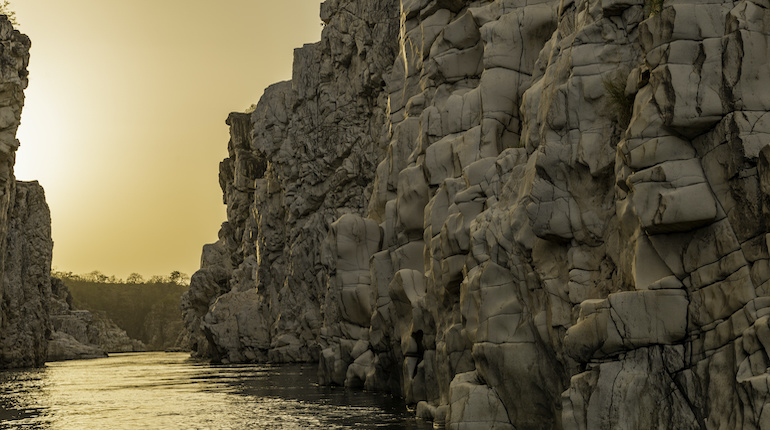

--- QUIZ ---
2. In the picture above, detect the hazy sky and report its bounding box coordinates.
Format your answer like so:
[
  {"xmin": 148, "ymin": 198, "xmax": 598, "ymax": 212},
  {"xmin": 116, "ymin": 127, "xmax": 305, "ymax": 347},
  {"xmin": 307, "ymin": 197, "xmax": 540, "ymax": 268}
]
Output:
[{"xmin": 12, "ymin": 1, "xmax": 322, "ymax": 279}]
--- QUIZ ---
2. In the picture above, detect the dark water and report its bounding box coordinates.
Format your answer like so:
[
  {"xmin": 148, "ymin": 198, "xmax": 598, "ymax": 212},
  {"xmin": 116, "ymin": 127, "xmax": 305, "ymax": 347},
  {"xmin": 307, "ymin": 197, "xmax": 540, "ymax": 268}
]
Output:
[{"xmin": 0, "ymin": 352, "xmax": 434, "ymax": 429}]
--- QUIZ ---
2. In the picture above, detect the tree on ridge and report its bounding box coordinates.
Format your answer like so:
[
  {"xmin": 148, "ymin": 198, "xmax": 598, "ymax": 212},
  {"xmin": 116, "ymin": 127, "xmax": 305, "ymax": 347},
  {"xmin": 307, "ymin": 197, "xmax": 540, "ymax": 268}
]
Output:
[{"xmin": 127, "ymin": 273, "xmax": 144, "ymax": 284}]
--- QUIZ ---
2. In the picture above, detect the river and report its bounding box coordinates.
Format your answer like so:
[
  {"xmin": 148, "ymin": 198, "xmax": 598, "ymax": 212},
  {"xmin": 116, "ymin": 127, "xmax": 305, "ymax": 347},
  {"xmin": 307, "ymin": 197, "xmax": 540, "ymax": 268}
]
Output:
[{"xmin": 0, "ymin": 352, "xmax": 435, "ymax": 429}]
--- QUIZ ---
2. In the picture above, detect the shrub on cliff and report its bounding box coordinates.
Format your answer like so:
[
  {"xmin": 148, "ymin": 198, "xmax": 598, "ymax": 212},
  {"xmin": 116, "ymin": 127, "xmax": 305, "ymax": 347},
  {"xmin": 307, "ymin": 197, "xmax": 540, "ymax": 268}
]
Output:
[
  {"xmin": 603, "ymin": 71, "xmax": 634, "ymax": 130},
  {"xmin": 645, "ymin": 0, "xmax": 664, "ymax": 17},
  {"xmin": 0, "ymin": 1, "xmax": 17, "ymax": 25}
]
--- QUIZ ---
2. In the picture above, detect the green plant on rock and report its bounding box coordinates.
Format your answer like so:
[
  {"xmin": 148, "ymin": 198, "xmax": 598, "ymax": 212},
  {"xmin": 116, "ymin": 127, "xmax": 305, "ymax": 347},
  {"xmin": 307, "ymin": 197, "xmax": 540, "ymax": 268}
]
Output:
[
  {"xmin": 603, "ymin": 71, "xmax": 635, "ymax": 131},
  {"xmin": 0, "ymin": 1, "xmax": 17, "ymax": 26},
  {"xmin": 645, "ymin": 0, "xmax": 664, "ymax": 17}
]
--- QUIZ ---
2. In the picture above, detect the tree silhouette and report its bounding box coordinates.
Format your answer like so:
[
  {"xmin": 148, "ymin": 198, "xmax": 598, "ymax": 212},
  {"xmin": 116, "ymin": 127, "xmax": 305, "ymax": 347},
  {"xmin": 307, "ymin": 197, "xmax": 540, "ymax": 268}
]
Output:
[
  {"xmin": 169, "ymin": 271, "xmax": 190, "ymax": 285},
  {"xmin": 127, "ymin": 273, "xmax": 144, "ymax": 284},
  {"xmin": 88, "ymin": 270, "xmax": 109, "ymax": 283}
]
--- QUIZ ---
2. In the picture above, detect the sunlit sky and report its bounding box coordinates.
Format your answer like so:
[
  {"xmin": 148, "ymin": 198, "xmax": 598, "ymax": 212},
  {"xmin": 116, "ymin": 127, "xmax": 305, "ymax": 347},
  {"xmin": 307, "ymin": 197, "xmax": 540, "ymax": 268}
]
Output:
[{"xmin": 12, "ymin": 1, "xmax": 322, "ymax": 279}]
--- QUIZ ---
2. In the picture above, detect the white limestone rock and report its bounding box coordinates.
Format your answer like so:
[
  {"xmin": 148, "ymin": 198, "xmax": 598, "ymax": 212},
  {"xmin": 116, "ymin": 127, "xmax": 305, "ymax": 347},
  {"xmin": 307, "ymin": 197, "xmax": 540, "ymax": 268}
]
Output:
[
  {"xmin": 47, "ymin": 278, "xmax": 145, "ymax": 360},
  {"xmin": 90, "ymin": 311, "xmax": 146, "ymax": 353},
  {"xmin": 201, "ymin": 288, "xmax": 273, "ymax": 363},
  {"xmin": 447, "ymin": 371, "xmax": 514, "ymax": 430},
  {"xmin": 0, "ymin": 19, "xmax": 56, "ymax": 370},
  {"xmin": 330, "ymin": 214, "xmax": 381, "ymax": 328},
  {"xmin": 46, "ymin": 331, "xmax": 106, "ymax": 362},
  {"xmin": 562, "ymin": 347, "xmax": 701, "ymax": 430},
  {"xmin": 565, "ymin": 289, "xmax": 688, "ymax": 361},
  {"xmin": 185, "ymin": 0, "xmax": 400, "ymax": 367},
  {"xmin": 188, "ymin": 0, "xmax": 770, "ymax": 428}
]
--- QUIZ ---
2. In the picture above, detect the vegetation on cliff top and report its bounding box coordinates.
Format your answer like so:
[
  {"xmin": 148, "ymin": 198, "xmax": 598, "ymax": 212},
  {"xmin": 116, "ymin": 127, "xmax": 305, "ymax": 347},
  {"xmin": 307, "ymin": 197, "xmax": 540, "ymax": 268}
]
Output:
[
  {"xmin": 0, "ymin": 1, "xmax": 17, "ymax": 25},
  {"xmin": 53, "ymin": 269, "xmax": 190, "ymax": 286}
]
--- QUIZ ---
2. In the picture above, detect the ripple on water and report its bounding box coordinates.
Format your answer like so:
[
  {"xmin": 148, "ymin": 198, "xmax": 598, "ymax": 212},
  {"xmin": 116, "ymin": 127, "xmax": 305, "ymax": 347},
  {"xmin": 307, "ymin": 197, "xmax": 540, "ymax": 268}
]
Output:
[{"xmin": 0, "ymin": 352, "xmax": 434, "ymax": 430}]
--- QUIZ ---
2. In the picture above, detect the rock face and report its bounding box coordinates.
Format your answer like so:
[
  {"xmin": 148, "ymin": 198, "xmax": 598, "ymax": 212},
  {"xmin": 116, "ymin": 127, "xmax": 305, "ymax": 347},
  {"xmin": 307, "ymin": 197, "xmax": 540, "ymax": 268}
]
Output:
[
  {"xmin": 181, "ymin": 0, "xmax": 400, "ymax": 363},
  {"xmin": 92, "ymin": 311, "xmax": 146, "ymax": 353},
  {"xmin": 47, "ymin": 277, "xmax": 145, "ymax": 361},
  {"xmin": 0, "ymin": 16, "xmax": 44, "ymax": 369},
  {"xmin": 1, "ymin": 181, "xmax": 53, "ymax": 368},
  {"xmin": 187, "ymin": 0, "xmax": 770, "ymax": 427},
  {"xmin": 0, "ymin": 16, "xmax": 139, "ymax": 367},
  {"xmin": 47, "ymin": 268, "xmax": 103, "ymax": 361},
  {"xmin": 0, "ymin": 16, "xmax": 68, "ymax": 369}
]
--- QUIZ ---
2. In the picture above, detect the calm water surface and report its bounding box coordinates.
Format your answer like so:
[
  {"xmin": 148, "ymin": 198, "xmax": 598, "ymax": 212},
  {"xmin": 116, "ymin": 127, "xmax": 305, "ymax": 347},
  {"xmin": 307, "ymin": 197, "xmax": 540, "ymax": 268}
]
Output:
[{"xmin": 0, "ymin": 352, "xmax": 434, "ymax": 429}]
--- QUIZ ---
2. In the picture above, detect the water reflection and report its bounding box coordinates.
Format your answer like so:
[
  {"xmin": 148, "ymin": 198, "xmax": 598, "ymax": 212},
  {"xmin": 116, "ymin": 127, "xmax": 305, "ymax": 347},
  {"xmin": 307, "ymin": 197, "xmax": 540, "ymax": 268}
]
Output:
[
  {"xmin": 0, "ymin": 367, "xmax": 51, "ymax": 426},
  {"xmin": 0, "ymin": 352, "xmax": 433, "ymax": 429}
]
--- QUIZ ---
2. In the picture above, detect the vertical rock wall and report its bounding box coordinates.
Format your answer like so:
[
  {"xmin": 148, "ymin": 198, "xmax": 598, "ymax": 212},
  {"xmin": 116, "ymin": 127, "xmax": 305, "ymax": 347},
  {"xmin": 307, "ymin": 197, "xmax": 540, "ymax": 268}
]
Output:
[
  {"xmin": 188, "ymin": 0, "xmax": 770, "ymax": 427},
  {"xmin": 0, "ymin": 16, "xmax": 58, "ymax": 370},
  {"xmin": 1, "ymin": 181, "xmax": 53, "ymax": 368},
  {"xmin": 182, "ymin": 0, "xmax": 400, "ymax": 363}
]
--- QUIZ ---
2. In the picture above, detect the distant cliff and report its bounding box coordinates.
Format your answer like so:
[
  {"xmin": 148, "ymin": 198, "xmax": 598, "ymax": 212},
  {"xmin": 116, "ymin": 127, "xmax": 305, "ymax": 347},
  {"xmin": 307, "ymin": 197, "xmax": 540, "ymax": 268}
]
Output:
[
  {"xmin": 48, "ymin": 277, "xmax": 146, "ymax": 361},
  {"xmin": 185, "ymin": 0, "xmax": 770, "ymax": 428},
  {"xmin": 64, "ymin": 278, "xmax": 186, "ymax": 351}
]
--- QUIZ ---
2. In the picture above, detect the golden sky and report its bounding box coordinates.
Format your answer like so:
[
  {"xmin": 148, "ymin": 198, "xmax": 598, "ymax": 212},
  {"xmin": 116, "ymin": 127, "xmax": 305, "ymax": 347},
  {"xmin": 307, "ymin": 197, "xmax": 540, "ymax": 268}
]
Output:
[{"xmin": 12, "ymin": 0, "xmax": 322, "ymax": 280}]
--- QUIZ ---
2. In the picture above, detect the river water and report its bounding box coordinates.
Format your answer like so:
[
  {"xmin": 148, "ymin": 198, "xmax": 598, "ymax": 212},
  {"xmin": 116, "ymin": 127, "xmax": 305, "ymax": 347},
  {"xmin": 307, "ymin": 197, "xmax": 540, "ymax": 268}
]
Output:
[{"xmin": 0, "ymin": 352, "xmax": 434, "ymax": 429}]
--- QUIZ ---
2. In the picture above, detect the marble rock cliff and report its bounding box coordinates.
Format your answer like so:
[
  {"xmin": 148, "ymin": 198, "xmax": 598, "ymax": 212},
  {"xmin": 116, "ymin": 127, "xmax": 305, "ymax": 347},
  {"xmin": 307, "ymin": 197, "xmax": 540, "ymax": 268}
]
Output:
[
  {"xmin": 1, "ymin": 180, "xmax": 53, "ymax": 368},
  {"xmin": 182, "ymin": 0, "xmax": 400, "ymax": 363},
  {"xmin": 0, "ymin": 16, "xmax": 99, "ymax": 368},
  {"xmin": 185, "ymin": 0, "xmax": 770, "ymax": 428},
  {"xmin": 0, "ymin": 16, "xmax": 56, "ymax": 370}
]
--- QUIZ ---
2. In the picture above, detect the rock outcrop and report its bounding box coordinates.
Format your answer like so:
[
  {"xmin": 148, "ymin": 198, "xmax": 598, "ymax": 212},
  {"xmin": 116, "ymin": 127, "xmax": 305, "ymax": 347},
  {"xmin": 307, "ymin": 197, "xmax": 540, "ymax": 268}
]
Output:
[
  {"xmin": 47, "ymin": 277, "xmax": 145, "ymax": 361},
  {"xmin": 47, "ymin": 268, "xmax": 104, "ymax": 361},
  {"xmin": 187, "ymin": 0, "xmax": 770, "ymax": 427},
  {"xmin": 92, "ymin": 311, "xmax": 146, "ymax": 353}
]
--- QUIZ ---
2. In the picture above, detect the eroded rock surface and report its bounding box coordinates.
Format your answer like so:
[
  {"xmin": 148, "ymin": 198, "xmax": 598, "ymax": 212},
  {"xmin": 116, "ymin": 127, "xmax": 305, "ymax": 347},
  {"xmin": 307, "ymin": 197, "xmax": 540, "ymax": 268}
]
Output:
[{"xmin": 188, "ymin": 0, "xmax": 770, "ymax": 427}]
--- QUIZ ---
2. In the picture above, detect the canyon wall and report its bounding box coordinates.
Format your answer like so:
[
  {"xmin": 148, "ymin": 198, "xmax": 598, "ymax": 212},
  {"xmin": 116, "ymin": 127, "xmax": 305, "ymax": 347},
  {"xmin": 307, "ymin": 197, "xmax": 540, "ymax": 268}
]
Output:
[
  {"xmin": 0, "ymin": 16, "xmax": 107, "ymax": 368},
  {"xmin": 0, "ymin": 16, "xmax": 53, "ymax": 369},
  {"xmin": 182, "ymin": 0, "xmax": 400, "ymax": 363},
  {"xmin": 186, "ymin": 0, "xmax": 770, "ymax": 428},
  {"xmin": 1, "ymin": 180, "xmax": 53, "ymax": 368}
]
